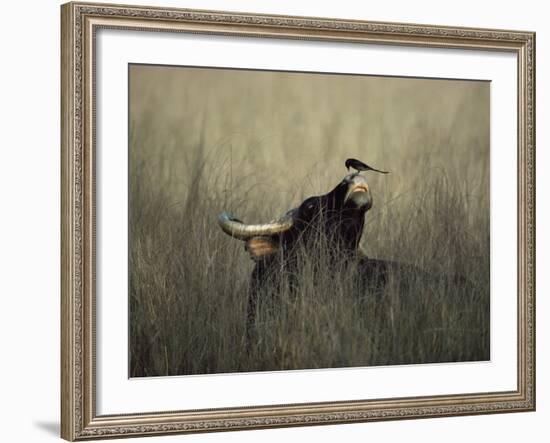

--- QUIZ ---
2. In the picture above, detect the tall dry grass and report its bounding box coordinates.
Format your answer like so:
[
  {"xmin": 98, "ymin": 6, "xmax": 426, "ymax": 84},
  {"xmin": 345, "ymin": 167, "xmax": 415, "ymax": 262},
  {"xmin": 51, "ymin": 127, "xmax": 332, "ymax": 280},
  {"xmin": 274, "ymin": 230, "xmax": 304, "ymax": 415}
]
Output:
[{"xmin": 129, "ymin": 65, "xmax": 490, "ymax": 377}]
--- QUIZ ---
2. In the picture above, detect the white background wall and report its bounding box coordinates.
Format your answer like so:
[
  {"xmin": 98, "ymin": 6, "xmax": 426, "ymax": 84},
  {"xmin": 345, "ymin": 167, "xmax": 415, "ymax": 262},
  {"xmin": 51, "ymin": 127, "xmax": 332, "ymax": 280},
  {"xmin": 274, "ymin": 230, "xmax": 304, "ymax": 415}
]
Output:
[{"xmin": 0, "ymin": 1, "xmax": 546, "ymax": 442}]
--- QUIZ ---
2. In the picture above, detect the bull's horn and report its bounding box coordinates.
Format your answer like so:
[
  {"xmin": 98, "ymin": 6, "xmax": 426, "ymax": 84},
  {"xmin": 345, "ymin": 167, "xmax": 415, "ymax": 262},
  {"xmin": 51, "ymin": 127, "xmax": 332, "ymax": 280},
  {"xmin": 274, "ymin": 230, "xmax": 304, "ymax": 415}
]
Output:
[{"xmin": 218, "ymin": 210, "xmax": 295, "ymax": 240}]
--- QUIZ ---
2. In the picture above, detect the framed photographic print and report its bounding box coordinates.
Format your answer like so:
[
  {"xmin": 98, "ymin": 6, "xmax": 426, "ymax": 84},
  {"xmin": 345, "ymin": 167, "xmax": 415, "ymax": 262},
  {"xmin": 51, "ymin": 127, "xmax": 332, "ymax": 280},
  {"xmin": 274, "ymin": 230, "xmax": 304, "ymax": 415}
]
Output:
[{"xmin": 61, "ymin": 1, "xmax": 536, "ymax": 440}]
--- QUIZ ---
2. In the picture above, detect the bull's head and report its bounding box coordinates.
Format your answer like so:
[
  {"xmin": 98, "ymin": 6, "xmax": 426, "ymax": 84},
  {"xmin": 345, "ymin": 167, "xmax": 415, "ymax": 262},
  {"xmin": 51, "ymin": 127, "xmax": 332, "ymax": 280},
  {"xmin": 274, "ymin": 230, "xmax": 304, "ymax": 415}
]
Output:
[{"xmin": 218, "ymin": 173, "xmax": 373, "ymax": 261}]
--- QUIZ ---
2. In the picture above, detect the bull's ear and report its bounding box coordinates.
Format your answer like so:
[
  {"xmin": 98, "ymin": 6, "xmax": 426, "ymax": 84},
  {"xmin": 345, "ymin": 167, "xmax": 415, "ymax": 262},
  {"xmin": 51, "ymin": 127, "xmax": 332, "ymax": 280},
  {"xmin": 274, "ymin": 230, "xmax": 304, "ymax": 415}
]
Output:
[{"xmin": 245, "ymin": 236, "xmax": 279, "ymax": 261}]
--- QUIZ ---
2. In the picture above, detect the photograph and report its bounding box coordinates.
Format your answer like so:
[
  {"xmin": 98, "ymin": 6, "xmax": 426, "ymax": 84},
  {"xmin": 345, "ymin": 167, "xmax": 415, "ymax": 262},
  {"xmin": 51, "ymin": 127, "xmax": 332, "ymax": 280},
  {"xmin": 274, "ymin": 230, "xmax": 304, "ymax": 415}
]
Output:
[
  {"xmin": 0, "ymin": 0, "xmax": 543, "ymax": 439},
  {"xmin": 58, "ymin": 2, "xmax": 536, "ymax": 439},
  {"xmin": 128, "ymin": 64, "xmax": 491, "ymax": 377}
]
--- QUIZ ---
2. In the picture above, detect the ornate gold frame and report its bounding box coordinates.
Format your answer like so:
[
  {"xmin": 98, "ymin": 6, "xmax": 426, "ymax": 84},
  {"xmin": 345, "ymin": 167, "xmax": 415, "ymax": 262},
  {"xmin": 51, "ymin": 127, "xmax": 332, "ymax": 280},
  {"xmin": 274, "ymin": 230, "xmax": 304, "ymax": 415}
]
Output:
[{"xmin": 61, "ymin": 2, "xmax": 536, "ymax": 440}]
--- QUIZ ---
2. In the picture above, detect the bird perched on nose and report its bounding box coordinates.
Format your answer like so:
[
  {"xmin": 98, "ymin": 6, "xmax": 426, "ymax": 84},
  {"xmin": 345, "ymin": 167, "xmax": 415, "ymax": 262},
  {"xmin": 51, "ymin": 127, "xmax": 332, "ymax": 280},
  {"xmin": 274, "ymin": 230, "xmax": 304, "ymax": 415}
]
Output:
[{"xmin": 345, "ymin": 158, "xmax": 389, "ymax": 174}]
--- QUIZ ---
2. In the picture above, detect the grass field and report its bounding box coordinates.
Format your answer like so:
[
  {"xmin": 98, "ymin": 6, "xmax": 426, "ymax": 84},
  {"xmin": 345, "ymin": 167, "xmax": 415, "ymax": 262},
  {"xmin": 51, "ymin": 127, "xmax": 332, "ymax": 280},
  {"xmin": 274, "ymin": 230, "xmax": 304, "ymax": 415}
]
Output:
[{"xmin": 128, "ymin": 65, "xmax": 490, "ymax": 377}]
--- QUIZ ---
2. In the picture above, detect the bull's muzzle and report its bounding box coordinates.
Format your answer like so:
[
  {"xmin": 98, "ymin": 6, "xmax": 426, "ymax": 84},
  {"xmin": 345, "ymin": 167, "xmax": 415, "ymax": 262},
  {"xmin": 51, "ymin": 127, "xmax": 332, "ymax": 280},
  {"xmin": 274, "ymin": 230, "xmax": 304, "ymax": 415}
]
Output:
[{"xmin": 343, "ymin": 174, "xmax": 373, "ymax": 210}]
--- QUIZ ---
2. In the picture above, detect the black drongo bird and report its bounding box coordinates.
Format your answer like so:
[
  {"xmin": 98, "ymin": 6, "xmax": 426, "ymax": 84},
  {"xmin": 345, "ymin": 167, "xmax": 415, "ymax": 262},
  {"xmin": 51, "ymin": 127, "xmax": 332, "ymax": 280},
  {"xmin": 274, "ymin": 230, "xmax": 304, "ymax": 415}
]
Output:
[{"xmin": 345, "ymin": 158, "xmax": 389, "ymax": 174}]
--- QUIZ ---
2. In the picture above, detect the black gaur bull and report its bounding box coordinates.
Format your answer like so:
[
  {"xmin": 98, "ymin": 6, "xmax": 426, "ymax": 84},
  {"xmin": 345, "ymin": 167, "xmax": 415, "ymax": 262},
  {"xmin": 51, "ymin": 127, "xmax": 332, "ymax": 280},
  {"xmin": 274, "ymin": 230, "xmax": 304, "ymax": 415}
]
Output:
[{"xmin": 218, "ymin": 173, "xmax": 481, "ymax": 338}]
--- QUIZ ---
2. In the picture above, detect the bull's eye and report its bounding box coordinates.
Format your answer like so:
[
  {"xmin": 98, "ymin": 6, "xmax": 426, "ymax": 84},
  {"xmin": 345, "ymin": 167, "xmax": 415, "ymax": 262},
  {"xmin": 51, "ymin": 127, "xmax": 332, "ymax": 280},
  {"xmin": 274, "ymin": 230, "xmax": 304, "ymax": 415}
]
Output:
[{"xmin": 300, "ymin": 198, "xmax": 319, "ymax": 219}]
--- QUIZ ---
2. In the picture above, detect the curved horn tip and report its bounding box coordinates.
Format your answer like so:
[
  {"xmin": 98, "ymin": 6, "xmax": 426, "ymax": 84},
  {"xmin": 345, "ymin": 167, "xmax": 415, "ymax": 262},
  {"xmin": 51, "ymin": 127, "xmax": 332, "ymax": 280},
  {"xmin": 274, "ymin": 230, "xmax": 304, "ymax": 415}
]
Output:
[{"xmin": 218, "ymin": 211, "xmax": 242, "ymax": 224}]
